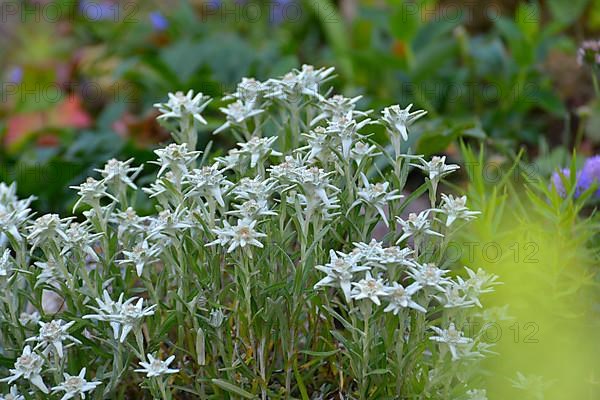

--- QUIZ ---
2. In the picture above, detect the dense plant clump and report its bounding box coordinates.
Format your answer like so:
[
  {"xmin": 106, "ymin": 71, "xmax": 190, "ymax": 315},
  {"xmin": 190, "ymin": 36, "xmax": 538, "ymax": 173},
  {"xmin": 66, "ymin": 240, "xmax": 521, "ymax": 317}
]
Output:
[{"xmin": 0, "ymin": 66, "xmax": 499, "ymax": 399}]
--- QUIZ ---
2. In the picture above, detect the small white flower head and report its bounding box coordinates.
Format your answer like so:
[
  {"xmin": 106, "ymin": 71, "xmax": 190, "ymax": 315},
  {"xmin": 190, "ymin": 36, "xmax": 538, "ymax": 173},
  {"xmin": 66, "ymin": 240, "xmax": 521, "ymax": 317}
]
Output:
[
  {"xmin": 234, "ymin": 136, "xmax": 282, "ymax": 169},
  {"xmin": 1, "ymin": 345, "xmax": 48, "ymax": 393},
  {"xmin": 295, "ymin": 64, "xmax": 335, "ymax": 98},
  {"xmin": 214, "ymin": 100, "xmax": 264, "ymax": 135},
  {"xmin": 383, "ymin": 282, "xmax": 425, "ymax": 314},
  {"xmin": 311, "ymin": 94, "xmax": 367, "ymax": 126},
  {"xmin": 396, "ymin": 210, "xmax": 443, "ymax": 243},
  {"xmin": 0, "ymin": 385, "xmax": 24, "ymax": 400},
  {"xmin": 457, "ymin": 267, "xmax": 501, "ymax": 307},
  {"xmin": 27, "ymin": 214, "xmax": 73, "ymax": 253},
  {"xmin": 110, "ymin": 207, "xmax": 147, "ymax": 238},
  {"xmin": 184, "ymin": 163, "xmax": 233, "ymax": 207},
  {"xmin": 324, "ymin": 112, "xmax": 372, "ymax": 158},
  {"xmin": 26, "ymin": 319, "xmax": 82, "ymax": 358},
  {"xmin": 232, "ymin": 176, "xmax": 278, "ymax": 202},
  {"xmin": 429, "ymin": 323, "xmax": 472, "ymax": 360},
  {"xmin": 117, "ymin": 240, "xmax": 161, "ymax": 277},
  {"xmin": 379, "ymin": 246, "xmax": 415, "ymax": 268},
  {"xmin": 381, "ymin": 103, "xmax": 427, "ymax": 142},
  {"xmin": 437, "ymin": 194, "xmax": 480, "ymax": 226},
  {"xmin": 115, "ymin": 297, "xmax": 157, "ymax": 343},
  {"xmin": 314, "ymin": 250, "xmax": 369, "ymax": 302},
  {"xmin": 208, "ymin": 308, "xmax": 226, "ymax": 328},
  {"xmin": 0, "ymin": 182, "xmax": 35, "ymax": 242},
  {"xmin": 85, "ymin": 291, "xmax": 157, "ymax": 343},
  {"xmin": 225, "ymin": 77, "xmax": 265, "ymax": 106},
  {"xmin": 408, "ymin": 262, "xmax": 450, "ymax": 292},
  {"xmin": 155, "ymin": 90, "xmax": 211, "ymax": 125},
  {"xmin": 95, "ymin": 158, "xmax": 142, "ymax": 192},
  {"xmin": 227, "ymin": 199, "xmax": 277, "ymax": 220},
  {"xmin": 466, "ymin": 388, "xmax": 488, "ymax": 400},
  {"xmin": 34, "ymin": 255, "xmax": 70, "ymax": 288},
  {"xmin": 435, "ymin": 282, "xmax": 475, "ymax": 309},
  {"xmin": 0, "ymin": 249, "xmax": 13, "ymax": 277},
  {"xmin": 52, "ymin": 368, "xmax": 101, "ymax": 400},
  {"xmin": 351, "ymin": 239, "xmax": 385, "ymax": 266},
  {"xmin": 207, "ymin": 218, "xmax": 266, "ymax": 253},
  {"xmin": 510, "ymin": 372, "xmax": 552, "ymax": 398},
  {"xmin": 354, "ymin": 173, "xmax": 403, "ymax": 227},
  {"xmin": 135, "ymin": 354, "xmax": 179, "ymax": 378},
  {"xmin": 19, "ymin": 311, "xmax": 41, "ymax": 327},
  {"xmin": 411, "ymin": 156, "xmax": 460, "ymax": 186},
  {"xmin": 148, "ymin": 208, "xmax": 193, "ymax": 239},
  {"xmin": 351, "ymin": 141, "xmax": 380, "ymax": 165},
  {"xmin": 70, "ymin": 177, "xmax": 116, "ymax": 211},
  {"xmin": 61, "ymin": 222, "xmax": 101, "ymax": 261},
  {"xmin": 151, "ymin": 143, "xmax": 201, "ymax": 178},
  {"xmin": 351, "ymin": 271, "xmax": 388, "ymax": 305}
]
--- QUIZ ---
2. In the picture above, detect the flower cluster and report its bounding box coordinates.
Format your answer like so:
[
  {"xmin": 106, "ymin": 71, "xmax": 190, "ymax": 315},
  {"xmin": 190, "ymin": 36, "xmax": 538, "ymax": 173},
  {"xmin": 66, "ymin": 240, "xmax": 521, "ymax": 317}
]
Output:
[{"xmin": 0, "ymin": 66, "xmax": 497, "ymax": 399}]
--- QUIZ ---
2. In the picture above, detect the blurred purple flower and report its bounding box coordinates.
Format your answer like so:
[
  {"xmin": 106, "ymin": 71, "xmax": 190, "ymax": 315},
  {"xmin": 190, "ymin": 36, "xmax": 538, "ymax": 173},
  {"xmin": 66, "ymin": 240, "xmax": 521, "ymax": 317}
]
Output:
[
  {"xmin": 149, "ymin": 11, "xmax": 168, "ymax": 31},
  {"xmin": 206, "ymin": 0, "xmax": 222, "ymax": 10},
  {"xmin": 79, "ymin": 0, "xmax": 115, "ymax": 21},
  {"xmin": 271, "ymin": 0, "xmax": 295, "ymax": 25},
  {"xmin": 7, "ymin": 66, "xmax": 23, "ymax": 84},
  {"xmin": 579, "ymin": 155, "xmax": 600, "ymax": 197},
  {"xmin": 551, "ymin": 168, "xmax": 573, "ymax": 198}
]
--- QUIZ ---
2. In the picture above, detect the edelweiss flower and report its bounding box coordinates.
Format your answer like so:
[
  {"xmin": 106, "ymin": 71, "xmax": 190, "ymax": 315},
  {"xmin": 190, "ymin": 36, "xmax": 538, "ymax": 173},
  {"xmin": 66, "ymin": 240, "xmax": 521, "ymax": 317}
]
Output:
[
  {"xmin": 378, "ymin": 246, "xmax": 415, "ymax": 268},
  {"xmin": 429, "ymin": 323, "xmax": 472, "ymax": 360},
  {"xmin": 234, "ymin": 136, "xmax": 282, "ymax": 168},
  {"xmin": 314, "ymin": 250, "xmax": 369, "ymax": 302},
  {"xmin": 0, "ymin": 249, "xmax": 13, "ymax": 277},
  {"xmin": 184, "ymin": 163, "xmax": 233, "ymax": 207},
  {"xmin": 381, "ymin": 104, "xmax": 427, "ymax": 142},
  {"xmin": 0, "ymin": 182, "xmax": 35, "ymax": 242},
  {"xmin": 295, "ymin": 64, "xmax": 335, "ymax": 98},
  {"xmin": 232, "ymin": 177, "xmax": 278, "ymax": 202},
  {"xmin": 154, "ymin": 90, "xmax": 211, "ymax": 125},
  {"xmin": 435, "ymin": 283, "xmax": 475, "ymax": 309},
  {"xmin": 324, "ymin": 111, "xmax": 372, "ymax": 158},
  {"xmin": 411, "ymin": 156, "xmax": 459, "ymax": 187},
  {"xmin": 207, "ymin": 218, "xmax": 266, "ymax": 253},
  {"xmin": 117, "ymin": 240, "xmax": 161, "ymax": 276},
  {"xmin": 95, "ymin": 158, "xmax": 142, "ymax": 191},
  {"xmin": 408, "ymin": 263, "xmax": 450, "ymax": 292},
  {"xmin": 350, "ymin": 271, "xmax": 388, "ymax": 305},
  {"xmin": 70, "ymin": 177, "xmax": 116, "ymax": 211},
  {"xmin": 383, "ymin": 282, "xmax": 425, "ymax": 314},
  {"xmin": 311, "ymin": 94, "xmax": 368, "ymax": 125},
  {"xmin": 19, "ymin": 311, "xmax": 41, "ymax": 327},
  {"xmin": 227, "ymin": 199, "xmax": 277, "ymax": 219},
  {"xmin": 26, "ymin": 319, "xmax": 81, "ymax": 358},
  {"xmin": 52, "ymin": 368, "xmax": 101, "ymax": 400},
  {"xmin": 61, "ymin": 222, "xmax": 101, "ymax": 261},
  {"xmin": 224, "ymin": 77, "xmax": 265, "ymax": 106},
  {"xmin": 351, "ymin": 141, "xmax": 380, "ymax": 165},
  {"xmin": 437, "ymin": 194, "xmax": 480, "ymax": 226},
  {"xmin": 466, "ymin": 388, "xmax": 488, "ymax": 400},
  {"xmin": 84, "ymin": 291, "xmax": 156, "ymax": 343},
  {"xmin": 0, "ymin": 385, "xmax": 24, "ymax": 400},
  {"xmin": 456, "ymin": 267, "xmax": 501, "ymax": 307},
  {"xmin": 1, "ymin": 345, "xmax": 48, "ymax": 393},
  {"xmin": 135, "ymin": 354, "xmax": 179, "ymax": 378},
  {"xmin": 151, "ymin": 143, "xmax": 201, "ymax": 178},
  {"xmin": 34, "ymin": 255, "xmax": 70, "ymax": 288},
  {"xmin": 396, "ymin": 210, "xmax": 443, "ymax": 243},
  {"xmin": 214, "ymin": 100, "xmax": 264, "ymax": 134},
  {"xmin": 27, "ymin": 214, "xmax": 73, "ymax": 252},
  {"xmin": 353, "ymin": 173, "xmax": 403, "ymax": 226},
  {"xmin": 351, "ymin": 239, "xmax": 385, "ymax": 266}
]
